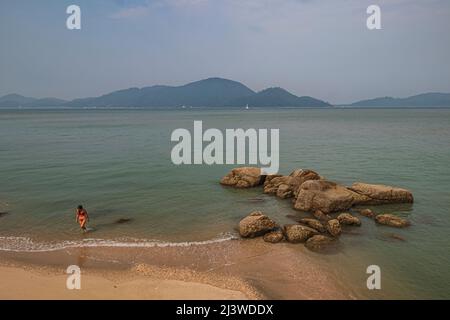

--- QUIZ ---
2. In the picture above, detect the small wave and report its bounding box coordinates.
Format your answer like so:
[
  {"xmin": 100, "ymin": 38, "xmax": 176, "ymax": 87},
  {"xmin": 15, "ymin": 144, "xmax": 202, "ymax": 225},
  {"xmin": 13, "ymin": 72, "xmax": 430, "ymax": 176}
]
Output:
[{"xmin": 0, "ymin": 233, "xmax": 238, "ymax": 253}]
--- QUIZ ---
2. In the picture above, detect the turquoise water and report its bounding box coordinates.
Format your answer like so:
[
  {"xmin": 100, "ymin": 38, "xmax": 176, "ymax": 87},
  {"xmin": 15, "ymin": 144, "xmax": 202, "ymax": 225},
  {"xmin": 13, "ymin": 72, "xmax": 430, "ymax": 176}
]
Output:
[{"xmin": 0, "ymin": 108, "xmax": 449, "ymax": 298}]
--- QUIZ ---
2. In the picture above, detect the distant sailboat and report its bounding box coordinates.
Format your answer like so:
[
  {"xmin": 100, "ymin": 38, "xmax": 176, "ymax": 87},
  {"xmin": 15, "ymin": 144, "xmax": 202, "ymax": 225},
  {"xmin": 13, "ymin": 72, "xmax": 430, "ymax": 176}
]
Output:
[{"xmin": 245, "ymin": 104, "xmax": 249, "ymax": 110}]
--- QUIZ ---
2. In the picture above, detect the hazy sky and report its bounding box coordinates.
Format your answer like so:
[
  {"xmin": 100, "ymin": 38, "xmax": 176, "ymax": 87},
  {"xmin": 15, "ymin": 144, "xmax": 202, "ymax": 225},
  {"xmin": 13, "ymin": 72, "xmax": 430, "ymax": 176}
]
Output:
[{"xmin": 1, "ymin": 0, "xmax": 449, "ymax": 103}]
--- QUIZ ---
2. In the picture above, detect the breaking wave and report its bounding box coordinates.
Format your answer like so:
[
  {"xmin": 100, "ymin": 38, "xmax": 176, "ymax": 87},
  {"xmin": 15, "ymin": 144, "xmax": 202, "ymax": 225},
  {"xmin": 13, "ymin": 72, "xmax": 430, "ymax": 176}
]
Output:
[{"xmin": 0, "ymin": 233, "xmax": 238, "ymax": 252}]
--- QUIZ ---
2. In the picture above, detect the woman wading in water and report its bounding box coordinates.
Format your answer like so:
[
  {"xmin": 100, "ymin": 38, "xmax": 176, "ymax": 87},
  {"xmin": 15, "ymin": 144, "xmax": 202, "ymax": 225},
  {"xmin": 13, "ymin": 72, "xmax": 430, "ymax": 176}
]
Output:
[{"xmin": 76, "ymin": 205, "xmax": 89, "ymax": 232}]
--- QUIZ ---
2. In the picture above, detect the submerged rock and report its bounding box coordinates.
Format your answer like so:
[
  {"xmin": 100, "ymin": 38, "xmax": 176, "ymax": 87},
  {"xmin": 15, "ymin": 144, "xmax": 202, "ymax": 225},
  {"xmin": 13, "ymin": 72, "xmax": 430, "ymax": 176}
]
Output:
[
  {"xmin": 239, "ymin": 211, "xmax": 278, "ymax": 238},
  {"xmin": 382, "ymin": 233, "xmax": 406, "ymax": 242},
  {"xmin": 284, "ymin": 224, "xmax": 318, "ymax": 243},
  {"xmin": 221, "ymin": 167, "xmax": 266, "ymax": 188},
  {"xmin": 298, "ymin": 218, "xmax": 327, "ymax": 233},
  {"xmin": 294, "ymin": 180, "xmax": 355, "ymax": 213},
  {"xmin": 0, "ymin": 211, "xmax": 8, "ymax": 218},
  {"xmin": 115, "ymin": 218, "xmax": 133, "ymax": 224},
  {"xmin": 358, "ymin": 208, "xmax": 375, "ymax": 218},
  {"xmin": 263, "ymin": 229, "xmax": 285, "ymax": 243},
  {"xmin": 305, "ymin": 235, "xmax": 335, "ymax": 251},
  {"xmin": 337, "ymin": 213, "xmax": 361, "ymax": 226},
  {"xmin": 313, "ymin": 210, "xmax": 331, "ymax": 221},
  {"xmin": 326, "ymin": 219, "xmax": 342, "ymax": 237},
  {"xmin": 349, "ymin": 183, "xmax": 414, "ymax": 205},
  {"xmin": 375, "ymin": 214, "xmax": 411, "ymax": 228}
]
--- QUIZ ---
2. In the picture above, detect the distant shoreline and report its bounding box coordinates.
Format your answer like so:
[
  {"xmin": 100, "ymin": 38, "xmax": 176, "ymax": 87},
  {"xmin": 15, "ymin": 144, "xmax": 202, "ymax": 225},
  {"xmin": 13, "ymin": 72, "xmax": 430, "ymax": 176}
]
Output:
[
  {"xmin": 1, "ymin": 106, "xmax": 450, "ymax": 111},
  {"xmin": 2, "ymin": 78, "xmax": 450, "ymax": 109}
]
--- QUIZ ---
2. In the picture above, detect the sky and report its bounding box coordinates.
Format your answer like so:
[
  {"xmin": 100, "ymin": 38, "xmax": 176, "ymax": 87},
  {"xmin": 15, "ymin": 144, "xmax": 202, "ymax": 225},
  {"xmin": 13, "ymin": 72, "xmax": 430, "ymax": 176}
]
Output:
[{"xmin": 0, "ymin": 0, "xmax": 449, "ymax": 104}]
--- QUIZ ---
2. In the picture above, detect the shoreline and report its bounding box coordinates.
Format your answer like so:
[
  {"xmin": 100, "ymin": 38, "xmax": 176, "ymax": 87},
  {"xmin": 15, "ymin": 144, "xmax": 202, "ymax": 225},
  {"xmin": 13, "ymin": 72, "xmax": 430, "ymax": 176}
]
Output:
[{"xmin": 0, "ymin": 238, "xmax": 353, "ymax": 300}]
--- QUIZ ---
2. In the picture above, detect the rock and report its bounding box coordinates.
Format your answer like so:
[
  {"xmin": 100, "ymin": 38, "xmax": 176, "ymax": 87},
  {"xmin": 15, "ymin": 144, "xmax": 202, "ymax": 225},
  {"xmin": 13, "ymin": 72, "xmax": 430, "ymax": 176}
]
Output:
[
  {"xmin": 264, "ymin": 169, "xmax": 321, "ymax": 199},
  {"xmin": 386, "ymin": 233, "xmax": 406, "ymax": 241},
  {"xmin": 358, "ymin": 208, "xmax": 375, "ymax": 218},
  {"xmin": 337, "ymin": 213, "xmax": 361, "ymax": 226},
  {"xmin": 264, "ymin": 176, "xmax": 298, "ymax": 198},
  {"xmin": 313, "ymin": 210, "xmax": 331, "ymax": 221},
  {"xmin": 263, "ymin": 169, "xmax": 322, "ymax": 199},
  {"xmin": 246, "ymin": 197, "xmax": 265, "ymax": 203},
  {"xmin": 239, "ymin": 211, "xmax": 278, "ymax": 238},
  {"xmin": 305, "ymin": 235, "xmax": 335, "ymax": 251},
  {"xmin": 284, "ymin": 224, "xmax": 318, "ymax": 243},
  {"xmin": 294, "ymin": 179, "xmax": 413, "ymax": 213},
  {"xmin": 298, "ymin": 218, "xmax": 327, "ymax": 233},
  {"xmin": 0, "ymin": 212, "xmax": 8, "ymax": 218},
  {"xmin": 326, "ymin": 219, "xmax": 342, "ymax": 237},
  {"xmin": 349, "ymin": 183, "xmax": 414, "ymax": 205},
  {"xmin": 294, "ymin": 180, "xmax": 356, "ymax": 213},
  {"xmin": 115, "ymin": 218, "xmax": 133, "ymax": 224},
  {"xmin": 291, "ymin": 169, "xmax": 322, "ymax": 198},
  {"xmin": 375, "ymin": 214, "xmax": 411, "ymax": 228},
  {"xmin": 221, "ymin": 167, "xmax": 266, "ymax": 188},
  {"xmin": 263, "ymin": 229, "xmax": 285, "ymax": 243}
]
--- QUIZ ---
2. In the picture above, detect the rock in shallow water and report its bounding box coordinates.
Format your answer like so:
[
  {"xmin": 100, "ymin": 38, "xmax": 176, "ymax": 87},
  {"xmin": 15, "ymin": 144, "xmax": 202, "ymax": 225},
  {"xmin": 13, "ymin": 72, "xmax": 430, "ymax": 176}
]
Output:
[
  {"xmin": 221, "ymin": 167, "xmax": 266, "ymax": 188},
  {"xmin": 263, "ymin": 169, "xmax": 321, "ymax": 199},
  {"xmin": 313, "ymin": 210, "xmax": 331, "ymax": 221},
  {"xmin": 305, "ymin": 235, "xmax": 335, "ymax": 251},
  {"xmin": 298, "ymin": 218, "xmax": 327, "ymax": 233},
  {"xmin": 239, "ymin": 211, "xmax": 278, "ymax": 238},
  {"xmin": 263, "ymin": 229, "xmax": 285, "ymax": 243},
  {"xmin": 349, "ymin": 183, "xmax": 414, "ymax": 205},
  {"xmin": 294, "ymin": 180, "xmax": 356, "ymax": 214},
  {"xmin": 337, "ymin": 213, "xmax": 361, "ymax": 226},
  {"xmin": 284, "ymin": 224, "xmax": 318, "ymax": 243},
  {"xmin": 358, "ymin": 208, "xmax": 375, "ymax": 218},
  {"xmin": 115, "ymin": 218, "xmax": 133, "ymax": 224},
  {"xmin": 326, "ymin": 219, "xmax": 342, "ymax": 237},
  {"xmin": 294, "ymin": 180, "xmax": 414, "ymax": 213},
  {"xmin": 375, "ymin": 214, "xmax": 411, "ymax": 228}
]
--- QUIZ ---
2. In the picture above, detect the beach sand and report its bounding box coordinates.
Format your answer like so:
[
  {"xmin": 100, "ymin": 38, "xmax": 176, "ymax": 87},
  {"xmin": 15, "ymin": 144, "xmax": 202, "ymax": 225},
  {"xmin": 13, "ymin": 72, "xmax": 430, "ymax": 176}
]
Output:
[
  {"xmin": 0, "ymin": 265, "xmax": 248, "ymax": 300},
  {"xmin": 0, "ymin": 239, "xmax": 354, "ymax": 300}
]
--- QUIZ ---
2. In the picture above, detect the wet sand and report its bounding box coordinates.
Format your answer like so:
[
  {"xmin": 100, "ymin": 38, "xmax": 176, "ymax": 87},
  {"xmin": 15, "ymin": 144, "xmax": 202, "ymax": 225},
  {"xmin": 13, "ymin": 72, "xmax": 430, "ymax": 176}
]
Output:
[{"xmin": 0, "ymin": 239, "xmax": 353, "ymax": 299}]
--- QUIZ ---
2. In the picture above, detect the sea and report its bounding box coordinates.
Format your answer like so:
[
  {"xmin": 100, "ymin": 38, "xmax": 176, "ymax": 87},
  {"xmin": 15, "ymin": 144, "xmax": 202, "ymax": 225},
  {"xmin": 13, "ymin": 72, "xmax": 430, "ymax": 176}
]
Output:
[{"xmin": 0, "ymin": 107, "xmax": 449, "ymax": 298}]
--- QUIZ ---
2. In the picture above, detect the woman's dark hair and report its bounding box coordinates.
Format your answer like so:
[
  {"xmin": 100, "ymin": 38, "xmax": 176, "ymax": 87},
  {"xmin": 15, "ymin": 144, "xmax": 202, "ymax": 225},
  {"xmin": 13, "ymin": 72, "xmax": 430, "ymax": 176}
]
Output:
[{"xmin": 77, "ymin": 205, "xmax": 83, "ymax": 210}]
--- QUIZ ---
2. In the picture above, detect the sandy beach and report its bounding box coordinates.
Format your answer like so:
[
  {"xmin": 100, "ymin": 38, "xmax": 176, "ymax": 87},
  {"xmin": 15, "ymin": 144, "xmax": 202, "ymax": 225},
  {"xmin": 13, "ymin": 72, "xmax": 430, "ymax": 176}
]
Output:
[
  {"xmin": 0, "ymin": 239, "xmax": 353, "ymax": 300},
  {"xmin": 0, "ymin": 265, "xmax": 248, "ymax": 300}
]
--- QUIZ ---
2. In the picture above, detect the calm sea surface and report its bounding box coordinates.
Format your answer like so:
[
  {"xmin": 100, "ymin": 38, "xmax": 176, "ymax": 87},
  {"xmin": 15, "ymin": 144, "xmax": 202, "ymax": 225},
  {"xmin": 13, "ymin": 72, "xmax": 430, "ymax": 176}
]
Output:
[{"xmin": 0, "ymin": 108, "xmax": 449, "ymax": 298}]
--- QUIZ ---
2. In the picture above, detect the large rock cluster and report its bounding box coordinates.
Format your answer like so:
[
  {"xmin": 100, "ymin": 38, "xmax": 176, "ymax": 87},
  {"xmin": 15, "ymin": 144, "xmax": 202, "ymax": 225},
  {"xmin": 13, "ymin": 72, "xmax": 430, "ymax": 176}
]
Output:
[
  {"xmin": 222, "ymin": 167, "xmax": 413, "ymax": 213},
  {"xmin": 222, "ymin": 167, "xmax": 413, "ymax": 251}
]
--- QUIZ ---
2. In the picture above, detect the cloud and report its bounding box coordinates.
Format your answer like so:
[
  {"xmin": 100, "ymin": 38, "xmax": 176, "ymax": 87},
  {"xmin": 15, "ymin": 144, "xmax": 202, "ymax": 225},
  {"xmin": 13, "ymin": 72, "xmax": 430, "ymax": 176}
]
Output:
[
  {"xmin": 110, "ymin": 0, "xmax": 208, "ymax": 19},
  {"xmin": 110, "ymin": 5, "xmax": 150, "ymax": 19}
]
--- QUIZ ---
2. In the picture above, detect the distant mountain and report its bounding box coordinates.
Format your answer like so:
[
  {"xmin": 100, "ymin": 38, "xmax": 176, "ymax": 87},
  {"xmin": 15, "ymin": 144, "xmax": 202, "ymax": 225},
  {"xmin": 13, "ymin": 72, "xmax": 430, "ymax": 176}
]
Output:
[
  {"xmin": 0, "ymin": 94, "xmax": 67, "ymax": 108},
  {"xmin": 1, "ymin": 78, "xmax": 329, "ymax": 109},
  {"xmin": 350, "ymin": 93, "xmax": 450, "ymax": 107},
  {"xmin": 0, "ymin": 94, "xmax": 36, "ymax": 107},
  {"xmin": 67, "ymin": 78, "xmax": 256, "ymax": 108},
  {"xmin": 5, "ymin": 79, "xmax": 446, "ymax": 109},
  {"xmin": 230, "ymin": 87, "xmax": 330, "ymax": 107}
]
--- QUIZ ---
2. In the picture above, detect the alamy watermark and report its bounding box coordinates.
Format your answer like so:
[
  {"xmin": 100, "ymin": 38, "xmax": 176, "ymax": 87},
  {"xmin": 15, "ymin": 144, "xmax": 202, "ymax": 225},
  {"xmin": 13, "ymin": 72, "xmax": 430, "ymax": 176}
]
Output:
[
  {"xmin": 66, "ymin": 4, "xmax": 381, "ymax": 31},
  {"xmin": 66, "ymin": 5, "xmax": 81, "ymax": 30},
  {"xmin": 171, "ymin": 121, "xmax": 280, "ymax": 175},
  {"xmin": 66, "ymin": 265, "xmax": 81, "ymax": 290},
  {"xmin": 366, "ymin": 265, "xmax": 381, "ymax": 290}
]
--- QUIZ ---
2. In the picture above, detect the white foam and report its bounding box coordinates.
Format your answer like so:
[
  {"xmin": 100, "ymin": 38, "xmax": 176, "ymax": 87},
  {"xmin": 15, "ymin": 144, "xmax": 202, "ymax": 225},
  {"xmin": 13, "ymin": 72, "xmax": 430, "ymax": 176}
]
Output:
[{"xmin": 0, "ymin": 233, "xmax": 238, "ymax": 253}]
